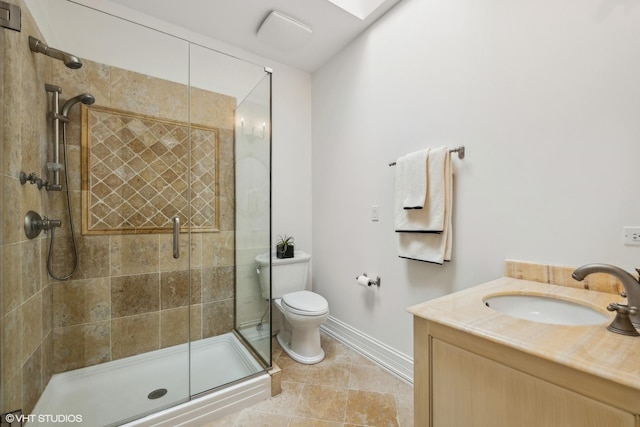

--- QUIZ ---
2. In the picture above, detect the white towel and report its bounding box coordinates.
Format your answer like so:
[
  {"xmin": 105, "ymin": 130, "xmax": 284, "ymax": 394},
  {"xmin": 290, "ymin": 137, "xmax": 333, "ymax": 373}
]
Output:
[
  {"xmin": 402, "ymin": 148, "xmax": 430, "ymax": 209},
  {"xmin": 394, "ymin": 146, "xmax": 448, "ymax": 232},
  {"xmin": 397, "ymin": 150, "xmax": 453, "ymax": 264}
]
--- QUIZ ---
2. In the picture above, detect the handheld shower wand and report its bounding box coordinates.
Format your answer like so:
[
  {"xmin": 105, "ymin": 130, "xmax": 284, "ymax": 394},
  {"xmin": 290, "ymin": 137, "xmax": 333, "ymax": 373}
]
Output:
[
  {"xmin": 29, "ymin": 36, "xmax": 83, "ymax": 69},
  {"xmin": 45, "ymin": 87, "xmax": 95, "ymax": 192},
  {"xmin": 45, "ymin": 87, "xmax": 96, "ymax": 280},
  {"xmin": 62, "ymin": 93, "xmax": 96, "ymax": 116}
]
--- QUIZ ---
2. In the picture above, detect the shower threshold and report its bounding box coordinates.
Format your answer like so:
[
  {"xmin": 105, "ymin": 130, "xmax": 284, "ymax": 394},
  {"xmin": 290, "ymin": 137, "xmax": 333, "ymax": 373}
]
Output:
[{"xmin": 30, "ymin": 333, "xmax": 270, "ymax": 426}]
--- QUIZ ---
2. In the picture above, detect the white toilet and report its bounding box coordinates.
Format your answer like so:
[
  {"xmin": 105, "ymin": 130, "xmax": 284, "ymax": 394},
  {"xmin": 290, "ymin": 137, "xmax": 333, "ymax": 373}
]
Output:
[{"xmin": 255, "ymin": 251, "xmax": 329, "ymax": 364}]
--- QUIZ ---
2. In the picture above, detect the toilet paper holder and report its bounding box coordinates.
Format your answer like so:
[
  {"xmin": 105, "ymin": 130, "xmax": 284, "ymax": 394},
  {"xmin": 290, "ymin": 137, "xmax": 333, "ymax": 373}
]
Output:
[{"xmin": 356, "ymin": 273, "xmax": 381, "ymax": 287}]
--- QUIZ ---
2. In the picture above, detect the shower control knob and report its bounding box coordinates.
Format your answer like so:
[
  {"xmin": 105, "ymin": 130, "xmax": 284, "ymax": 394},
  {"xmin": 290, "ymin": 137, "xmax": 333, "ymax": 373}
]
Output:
[
  {"xmin": 42, "ymin": 217, "xmax": 62, "ymax": 229},
  {"xmin": 24, "ymin": 211, "xmax": 62, "ymax": 239},
  {"xmin": 19, "ymin": 172, "xmax": 47, "ymax": 189}
]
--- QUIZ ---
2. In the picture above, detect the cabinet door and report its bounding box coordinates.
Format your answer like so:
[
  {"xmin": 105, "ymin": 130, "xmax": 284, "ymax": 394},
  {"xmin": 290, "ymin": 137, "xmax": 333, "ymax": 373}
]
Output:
[{"xmin": 431, "ymin": 339, "xmax": 636, "ymax": 427}]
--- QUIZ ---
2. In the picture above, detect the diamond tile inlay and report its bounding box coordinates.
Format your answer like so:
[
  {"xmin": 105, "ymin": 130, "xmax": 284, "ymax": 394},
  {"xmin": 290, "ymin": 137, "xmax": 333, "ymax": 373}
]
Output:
[{"xmin": 82, "ymin": 105, "xmax": 220, "ymax": 234}]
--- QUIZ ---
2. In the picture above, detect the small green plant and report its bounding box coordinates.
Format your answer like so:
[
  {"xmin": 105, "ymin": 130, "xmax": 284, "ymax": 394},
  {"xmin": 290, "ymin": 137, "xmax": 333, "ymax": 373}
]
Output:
[{"xmin": 276, "ymin": 235, "xmax": 295, "ymax": 258}]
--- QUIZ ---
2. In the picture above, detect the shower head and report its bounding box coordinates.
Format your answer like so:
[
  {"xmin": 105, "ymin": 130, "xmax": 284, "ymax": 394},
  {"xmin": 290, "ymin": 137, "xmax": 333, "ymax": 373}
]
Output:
[
  {"xmin": 29, "ymin": 36, "xmax": 83, "ymax": 69},
  {"xmin": 61, "ymin": 94, "xmax": 95, "ymax": 117}
]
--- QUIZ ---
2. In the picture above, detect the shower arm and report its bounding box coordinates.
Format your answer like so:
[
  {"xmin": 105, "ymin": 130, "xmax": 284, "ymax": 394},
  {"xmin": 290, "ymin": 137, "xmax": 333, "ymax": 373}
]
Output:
[
  {"xmin": 29, "ymin": 36, "xmax": 83, "ymax": 69},
  {"xmin": 45, "ymin": 84, "xmax": 65, "ymax": 191}
]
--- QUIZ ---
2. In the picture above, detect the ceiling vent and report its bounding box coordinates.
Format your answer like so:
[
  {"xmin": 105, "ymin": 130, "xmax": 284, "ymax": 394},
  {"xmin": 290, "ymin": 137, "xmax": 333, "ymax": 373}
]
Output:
[{"xmin": 257, "ymin": 11, "xmax": 312, "ymax": 52}]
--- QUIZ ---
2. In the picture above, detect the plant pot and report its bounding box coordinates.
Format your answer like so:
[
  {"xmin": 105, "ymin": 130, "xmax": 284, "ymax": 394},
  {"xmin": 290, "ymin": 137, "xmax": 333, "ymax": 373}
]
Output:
[{"xmin": 276, "ymin": 244, "xmax": 294, "ymax": 259}]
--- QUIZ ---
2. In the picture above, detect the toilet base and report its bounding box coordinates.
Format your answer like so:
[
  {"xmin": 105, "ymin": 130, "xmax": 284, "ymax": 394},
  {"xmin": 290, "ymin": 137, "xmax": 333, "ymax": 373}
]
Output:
[{"xmin": 277, "ymin": 332, "xmax": 325, "ymax": 365}]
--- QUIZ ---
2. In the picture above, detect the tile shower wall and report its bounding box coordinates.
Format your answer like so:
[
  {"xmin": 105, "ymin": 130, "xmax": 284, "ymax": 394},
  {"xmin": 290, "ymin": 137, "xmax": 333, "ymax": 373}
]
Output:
[
  {"xmin": 48, "ymin": 58, "xmax": 237, "ymax": 372},
  {"xmin": 82, "ymin": 107, "xmax": 221, "ymax": 234},
  {"xmin": 0, "ymin": 0, "xmax": 54, "ymax": 414},
  {"xmin": 3, "ymin": 1, "xmax": 240, "ymax": 413}
]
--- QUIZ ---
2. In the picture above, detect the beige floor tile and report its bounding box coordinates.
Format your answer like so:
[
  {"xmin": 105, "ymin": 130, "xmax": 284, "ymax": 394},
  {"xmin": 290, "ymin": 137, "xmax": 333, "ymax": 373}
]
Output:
[
  {"xmin": 275, "ymin": 352, "xmax": 314, "ymax": 383},
  {"xmin": 395, "ymin": 391, "xmax": 414, "ymax": 427},
  {"xmin": 251, "ymin": 381, "xmax": 304, "ymax": 415},
  {"xmin": 345, "ymin": 390, "xmax": 399, "ymax": 427},
  {"xmin": 289, "ymin": 417, "xmax": 344, "ymax": 426},
  {"xmin": 393, "ymin": 378, "xmax": 413, "ymax": 398},
  {"xmin": 305, "ymin": 361, "xmax": 351, "ymax": 388},
  {"xmin": 348, "ymin": 364, "xmax": 398, "ymax": 394},
  {"xmin": 235, "ymin": 410, "xmax": 291, "ymax": 426},
  {"xmin": 294, "ymin": 384, "xmax": 348, "ymax": 422},
  {"xmin": 322, "ymin": 339, "xmax": 374, "ymax": 367},
  {"xmin": 199, "ymin": 333, "xmax": 414, "ymax": 426}
]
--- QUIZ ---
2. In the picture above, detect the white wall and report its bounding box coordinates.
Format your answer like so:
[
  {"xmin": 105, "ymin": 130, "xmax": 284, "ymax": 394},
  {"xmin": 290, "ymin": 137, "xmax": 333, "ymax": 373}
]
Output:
[{"xmin": 312, "ymin": 0, "xmax": 640, "ymax": 356}]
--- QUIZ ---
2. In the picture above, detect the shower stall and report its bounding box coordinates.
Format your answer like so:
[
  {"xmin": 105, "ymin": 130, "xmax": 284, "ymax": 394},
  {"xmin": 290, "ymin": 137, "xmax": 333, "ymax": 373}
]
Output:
[{"xmin": 0, "ymin": 1, "xmax": 272, "ymax": 425}]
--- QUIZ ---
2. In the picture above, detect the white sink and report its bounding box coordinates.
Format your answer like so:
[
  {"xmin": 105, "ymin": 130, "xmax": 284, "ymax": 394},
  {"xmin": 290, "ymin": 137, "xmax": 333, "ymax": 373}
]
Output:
[{"xmin": 484, "ymin": 294, "xmax": 609, "ymax": 326}]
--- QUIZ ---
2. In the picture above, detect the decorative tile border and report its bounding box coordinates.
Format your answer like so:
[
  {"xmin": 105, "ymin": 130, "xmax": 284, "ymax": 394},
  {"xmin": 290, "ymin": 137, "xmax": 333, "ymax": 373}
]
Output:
[
  {"xmin": 505, "ymin": 260, "xmax": 625, "ymax": 294},
  {"xmin": 81, "ymin": 105, "xmax": 220, "ymax": 234}
]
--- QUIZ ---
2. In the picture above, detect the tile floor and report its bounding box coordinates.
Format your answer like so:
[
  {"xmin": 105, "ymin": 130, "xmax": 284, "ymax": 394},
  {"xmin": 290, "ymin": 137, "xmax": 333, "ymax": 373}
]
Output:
[{"xmin": 204, "ymin": 332, "xmax": 414, "ymax": 427}]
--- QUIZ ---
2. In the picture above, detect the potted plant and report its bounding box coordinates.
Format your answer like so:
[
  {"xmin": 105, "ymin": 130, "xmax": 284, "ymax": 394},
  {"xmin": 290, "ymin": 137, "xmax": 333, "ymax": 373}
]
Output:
[{"xmin": 276, "ymin": 235, "xmax": 294, "ymax": 259}]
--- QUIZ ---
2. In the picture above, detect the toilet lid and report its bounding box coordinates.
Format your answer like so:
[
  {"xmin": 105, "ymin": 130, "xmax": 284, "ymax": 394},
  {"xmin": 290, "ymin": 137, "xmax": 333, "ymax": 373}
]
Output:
[{"xmin": 282, "ymin": 291, "xmax": 328, "ymax": 315}]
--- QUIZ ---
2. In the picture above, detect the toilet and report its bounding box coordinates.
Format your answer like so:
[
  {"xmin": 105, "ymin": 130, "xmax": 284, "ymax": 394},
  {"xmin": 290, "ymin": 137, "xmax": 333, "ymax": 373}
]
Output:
[{"xmin": 255, "ymin": 251, "xmax": 329, "ymax": 364}]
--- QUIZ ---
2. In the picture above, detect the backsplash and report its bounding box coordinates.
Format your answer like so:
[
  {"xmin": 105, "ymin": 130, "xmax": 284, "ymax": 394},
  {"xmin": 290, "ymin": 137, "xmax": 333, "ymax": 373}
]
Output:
[{"xmin": 505, "ymin": 260, "xmax": 624, "ymax": 295}]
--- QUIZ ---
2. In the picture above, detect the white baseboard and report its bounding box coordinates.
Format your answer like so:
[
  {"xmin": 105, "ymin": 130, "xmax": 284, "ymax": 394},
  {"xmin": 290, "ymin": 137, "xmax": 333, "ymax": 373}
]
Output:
[{"xmin": 320, "ymin": 316, "xmax": 414, "ymax": 384}]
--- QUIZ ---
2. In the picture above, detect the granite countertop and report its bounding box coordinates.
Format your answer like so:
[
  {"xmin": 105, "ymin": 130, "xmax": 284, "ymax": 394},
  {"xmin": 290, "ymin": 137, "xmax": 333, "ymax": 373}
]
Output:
[{"xmin": 407, "ymin": 277, "xmax": 640, "ymax": 391}]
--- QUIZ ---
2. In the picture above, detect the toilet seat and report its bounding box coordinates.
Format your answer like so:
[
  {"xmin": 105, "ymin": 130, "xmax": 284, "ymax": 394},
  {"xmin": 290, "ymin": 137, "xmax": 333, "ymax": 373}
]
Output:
[{"xmin": 281, "ymin": 291, "xmax": 328, "ymax": 316}]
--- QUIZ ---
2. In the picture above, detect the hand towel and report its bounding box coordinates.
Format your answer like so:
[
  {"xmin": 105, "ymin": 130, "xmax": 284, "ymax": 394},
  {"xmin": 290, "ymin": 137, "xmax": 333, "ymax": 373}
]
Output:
[
  {"xmin": 394, "ymin": 146, "xmax": 448, "ymax": 232},
  {"xmin": 397, "ymin": 151, "xmax": 453, "ymax": 264},
  {"xmin": 402, "ymin": 148, "xmax": 430, "ymax": 209}
]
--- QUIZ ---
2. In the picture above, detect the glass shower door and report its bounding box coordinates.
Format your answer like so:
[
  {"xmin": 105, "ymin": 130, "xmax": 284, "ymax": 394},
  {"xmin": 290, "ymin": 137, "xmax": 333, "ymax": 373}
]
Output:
[
  {"xmin": 188, "ymin": 45, "xmax": 272, "ymax": 396},
  {"xmin": 234, "ymin": 74, "xmax": 273, "ymax": 366},
  {"xmin": 35, "ymin": 3, "xmax": 193, "ymax": 425}
]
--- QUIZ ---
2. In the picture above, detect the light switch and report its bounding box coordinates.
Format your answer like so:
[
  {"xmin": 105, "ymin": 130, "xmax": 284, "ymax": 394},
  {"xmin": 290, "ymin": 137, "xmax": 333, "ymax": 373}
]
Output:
[{"xmin": 371, "ymin": 205, "xmax": 379, "ymax": 222}]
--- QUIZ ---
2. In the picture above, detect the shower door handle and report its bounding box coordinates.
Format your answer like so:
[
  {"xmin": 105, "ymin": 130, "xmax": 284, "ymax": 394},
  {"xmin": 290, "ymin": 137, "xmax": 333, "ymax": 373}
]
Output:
[{"xmin": 172, "ymin": 216, "xmax": 180, "ymax": 259}]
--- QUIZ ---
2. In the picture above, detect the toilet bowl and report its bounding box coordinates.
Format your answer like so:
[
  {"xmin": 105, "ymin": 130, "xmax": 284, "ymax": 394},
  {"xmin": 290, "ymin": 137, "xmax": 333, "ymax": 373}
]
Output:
[
  {"xmin": 275, "ymin": 290, "xmax": 329, "ymax": 364},
  {"xmin": 255, "ymin": 251, "xmax": 329, "ymax": 364}
]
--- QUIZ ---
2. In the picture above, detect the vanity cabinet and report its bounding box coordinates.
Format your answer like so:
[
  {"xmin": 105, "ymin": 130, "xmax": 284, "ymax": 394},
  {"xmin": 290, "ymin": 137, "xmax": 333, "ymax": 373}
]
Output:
[{"xmin": 414, "ymin": 317, "xmax": 640, "ymax": 427}]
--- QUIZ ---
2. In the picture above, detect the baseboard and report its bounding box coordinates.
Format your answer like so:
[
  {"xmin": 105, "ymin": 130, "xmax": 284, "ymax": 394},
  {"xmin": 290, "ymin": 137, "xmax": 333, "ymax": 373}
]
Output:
[{"xmin": 320, "ymin": 316, "xmax": 414, "ymax": 384}]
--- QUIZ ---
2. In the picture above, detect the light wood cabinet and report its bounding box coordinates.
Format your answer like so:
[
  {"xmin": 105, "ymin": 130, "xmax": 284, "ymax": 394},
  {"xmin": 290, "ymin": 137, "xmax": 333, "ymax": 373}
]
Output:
[{"xmin": 414, "ymin": 317, "xmax": 640, "ymax": 427}]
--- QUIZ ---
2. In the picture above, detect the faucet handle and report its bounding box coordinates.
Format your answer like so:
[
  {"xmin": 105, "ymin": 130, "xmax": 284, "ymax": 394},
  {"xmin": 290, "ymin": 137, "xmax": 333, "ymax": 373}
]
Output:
[
  {"xmin": 607, "ymin": 303, "xmax": 638, "ymax": 315},
  {"xmin": 606, "ymin": 303, "xmax": 640, "ymax": 336}
]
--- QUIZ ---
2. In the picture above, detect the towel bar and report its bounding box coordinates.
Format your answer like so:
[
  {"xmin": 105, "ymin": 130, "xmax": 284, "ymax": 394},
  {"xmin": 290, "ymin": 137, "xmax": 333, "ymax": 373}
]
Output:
[{"xmin": 388, "ymin": 146, "xmax": 465, "ymax": 166}]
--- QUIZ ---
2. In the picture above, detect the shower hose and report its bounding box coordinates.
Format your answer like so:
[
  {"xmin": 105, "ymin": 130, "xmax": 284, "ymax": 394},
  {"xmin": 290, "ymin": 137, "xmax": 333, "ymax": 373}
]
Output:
[{"xmin": 47, "ymin": 121, "xmax": 79, "ymax": 280}]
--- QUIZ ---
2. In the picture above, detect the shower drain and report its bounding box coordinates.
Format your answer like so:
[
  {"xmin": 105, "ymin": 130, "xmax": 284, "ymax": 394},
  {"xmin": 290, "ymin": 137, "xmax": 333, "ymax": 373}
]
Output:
[{"xmin": 148, "ymin": 388, "xmax": 168, "ymax": 400}]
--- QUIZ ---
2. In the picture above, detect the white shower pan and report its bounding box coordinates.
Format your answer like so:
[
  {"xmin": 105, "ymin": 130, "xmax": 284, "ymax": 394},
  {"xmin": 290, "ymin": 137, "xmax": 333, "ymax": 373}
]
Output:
[{"xmin": 30, "ymin": 333, "xmax": 270, "ymax": 426}]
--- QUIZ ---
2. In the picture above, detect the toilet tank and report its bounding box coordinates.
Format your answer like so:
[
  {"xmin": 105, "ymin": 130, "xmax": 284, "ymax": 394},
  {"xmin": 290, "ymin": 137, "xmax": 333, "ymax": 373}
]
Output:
[{"xmin": 255, "ymin": 251, "xmax": 311, "ymax": 299}]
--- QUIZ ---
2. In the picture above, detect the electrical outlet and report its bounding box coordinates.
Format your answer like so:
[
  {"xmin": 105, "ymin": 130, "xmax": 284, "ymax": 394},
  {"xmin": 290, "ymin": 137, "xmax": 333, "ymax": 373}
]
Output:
[{"xmin": 623, "ymin": 226, "xmax": 640, "ymax": 245}]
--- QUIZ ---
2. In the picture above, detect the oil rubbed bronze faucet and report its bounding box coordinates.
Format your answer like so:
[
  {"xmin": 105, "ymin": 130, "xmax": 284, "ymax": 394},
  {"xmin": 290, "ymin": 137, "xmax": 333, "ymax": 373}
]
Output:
[{"xmin": 572, "ymin": 264, "xmax": 640, "ymax": 336}]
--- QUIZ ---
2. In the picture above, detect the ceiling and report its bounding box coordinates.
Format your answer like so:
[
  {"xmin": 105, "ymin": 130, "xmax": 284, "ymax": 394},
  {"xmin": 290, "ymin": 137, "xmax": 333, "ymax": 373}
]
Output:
[{"xmin": 105, "ymin": 0, "xmax": 402, "ymax": 73}]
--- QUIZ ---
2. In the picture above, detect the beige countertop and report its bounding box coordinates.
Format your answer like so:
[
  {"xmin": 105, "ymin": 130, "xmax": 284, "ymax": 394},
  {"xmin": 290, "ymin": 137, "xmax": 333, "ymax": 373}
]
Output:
[{"xmin": 407, "ymin": 277, "xmax": 640, "ymax": 391}]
